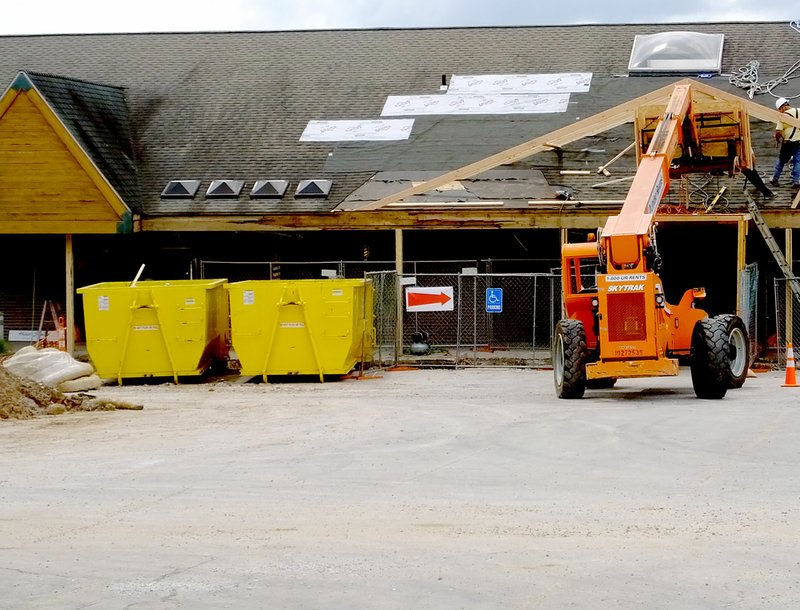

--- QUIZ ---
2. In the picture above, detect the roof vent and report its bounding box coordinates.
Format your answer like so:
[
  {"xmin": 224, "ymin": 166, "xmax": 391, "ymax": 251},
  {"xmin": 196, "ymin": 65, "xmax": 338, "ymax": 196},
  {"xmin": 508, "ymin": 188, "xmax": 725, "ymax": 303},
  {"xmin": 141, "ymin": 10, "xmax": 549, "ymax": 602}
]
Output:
[
  {"xmin": 161, "ymin": 180, "xmax": 201, "ymax": 198},
  {"xmin": 295, "ymin": 179, "xmax": 332, "ymax": 198},
  {"xmin": 250, "ymin": 179, "xmax": 289, "ymax": 199},
  {"xmin": 628, "ymin": 32, "xmax": 724, "ymax": 75},
  {"xmin": 206, "ymin": 179, "xmax": 244, "ymax": 198}
]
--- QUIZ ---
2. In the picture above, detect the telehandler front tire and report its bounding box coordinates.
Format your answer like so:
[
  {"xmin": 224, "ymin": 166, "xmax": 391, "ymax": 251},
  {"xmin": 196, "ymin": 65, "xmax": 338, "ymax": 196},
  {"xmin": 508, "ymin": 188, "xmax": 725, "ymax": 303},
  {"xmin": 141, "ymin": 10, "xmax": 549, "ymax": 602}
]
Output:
[
  {"xmin": 689, "ymin": 317, "xmax": 730, "ymax": 400},
  {"xmin": 714, "ymin": 314, "xmax": 750, "ymax": 389},
  {"xmin": 553, "ymin": 319, "xmax": 588, "ymax": 399}
]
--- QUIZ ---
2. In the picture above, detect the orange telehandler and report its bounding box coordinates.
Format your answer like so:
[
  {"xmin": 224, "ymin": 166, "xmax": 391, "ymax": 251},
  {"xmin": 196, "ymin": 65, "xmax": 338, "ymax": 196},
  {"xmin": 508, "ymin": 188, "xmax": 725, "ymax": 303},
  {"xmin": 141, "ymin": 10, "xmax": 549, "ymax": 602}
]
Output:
[{"xmin": 553, "ymin": 83, "xmax": 752, "ymax": 399}]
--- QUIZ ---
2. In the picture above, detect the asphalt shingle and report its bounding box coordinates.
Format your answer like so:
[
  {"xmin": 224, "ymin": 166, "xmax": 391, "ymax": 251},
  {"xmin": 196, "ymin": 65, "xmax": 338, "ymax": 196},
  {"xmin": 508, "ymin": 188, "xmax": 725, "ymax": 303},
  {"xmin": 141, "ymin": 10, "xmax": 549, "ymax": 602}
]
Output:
[{"xmin": 0, "ymin": 22, "xmax": 796, "ymax": 217}]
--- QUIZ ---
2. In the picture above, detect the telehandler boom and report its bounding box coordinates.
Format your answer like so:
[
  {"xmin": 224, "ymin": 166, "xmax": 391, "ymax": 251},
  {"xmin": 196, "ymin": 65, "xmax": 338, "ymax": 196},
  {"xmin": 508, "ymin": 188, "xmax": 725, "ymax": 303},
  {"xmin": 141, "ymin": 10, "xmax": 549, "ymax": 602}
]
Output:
[{"xmin": 553, "ymin": 83, "xmax": 751, "ymax": 399}]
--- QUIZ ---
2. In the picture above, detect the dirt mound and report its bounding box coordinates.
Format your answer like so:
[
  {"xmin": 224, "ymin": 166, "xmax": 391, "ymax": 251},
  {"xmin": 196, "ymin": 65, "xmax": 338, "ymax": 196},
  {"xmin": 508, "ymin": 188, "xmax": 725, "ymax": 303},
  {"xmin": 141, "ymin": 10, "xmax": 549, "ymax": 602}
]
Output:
[{"xmin": 0, "ymin": 359, "xmax": 142, "ymax": 420}]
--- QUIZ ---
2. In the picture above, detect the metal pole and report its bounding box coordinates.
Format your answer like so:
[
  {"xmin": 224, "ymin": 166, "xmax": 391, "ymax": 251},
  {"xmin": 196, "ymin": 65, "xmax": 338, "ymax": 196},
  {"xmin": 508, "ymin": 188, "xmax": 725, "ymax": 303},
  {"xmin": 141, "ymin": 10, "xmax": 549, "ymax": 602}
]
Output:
[
  {"xmin": 472, "ymin": 275, "xmax": 477, "ymax": 364},
  {"xmin": 455, "ymin": 274, "xmax": 462, "ymax": 369},
  {"xmin": 532, "ymin": 274, "xmax": 538, "ymax": 366},
  {"xmin": 394, "ymin": 229, "xmax": 403, "ymax": 367}
]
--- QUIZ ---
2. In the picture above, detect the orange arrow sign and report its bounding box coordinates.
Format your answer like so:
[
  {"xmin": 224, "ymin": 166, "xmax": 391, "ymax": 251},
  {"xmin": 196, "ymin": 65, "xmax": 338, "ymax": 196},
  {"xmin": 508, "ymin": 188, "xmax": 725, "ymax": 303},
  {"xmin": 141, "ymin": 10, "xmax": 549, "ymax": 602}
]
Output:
[
  {"xmin": 405, "ymin": 287, "xmax": 455, "ymax": 312},
  {"xmin": 408, "ymin": 291, "xmax": 452, "ymax": 307}
]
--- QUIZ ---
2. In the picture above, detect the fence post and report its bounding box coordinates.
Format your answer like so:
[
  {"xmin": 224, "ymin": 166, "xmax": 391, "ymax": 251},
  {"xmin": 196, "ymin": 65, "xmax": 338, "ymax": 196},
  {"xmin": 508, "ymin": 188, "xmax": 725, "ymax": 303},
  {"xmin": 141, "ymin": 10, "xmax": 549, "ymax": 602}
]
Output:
[
  {"xmin": 472, "ymin": 274, "xmax": 478, "ymax": 364},
  {"xmin": 455, "ymin": 274, "xmax": 462, "ymax": 369},
  {"xmin": 532, "ymin": 274, "xmax": 538, "ymax": 364},
  {"xmin": 395, "ymin": 229, "xmax": 404, "ymax": 367}
]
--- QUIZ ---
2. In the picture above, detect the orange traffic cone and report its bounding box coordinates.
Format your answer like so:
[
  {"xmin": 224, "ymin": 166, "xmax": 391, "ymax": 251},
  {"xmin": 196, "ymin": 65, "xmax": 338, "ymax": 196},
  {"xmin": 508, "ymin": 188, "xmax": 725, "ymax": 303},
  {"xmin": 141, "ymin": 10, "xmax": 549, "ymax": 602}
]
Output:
[{"xmin": 782, "ymin": 343, "xmax": 800, "ymax": 387}]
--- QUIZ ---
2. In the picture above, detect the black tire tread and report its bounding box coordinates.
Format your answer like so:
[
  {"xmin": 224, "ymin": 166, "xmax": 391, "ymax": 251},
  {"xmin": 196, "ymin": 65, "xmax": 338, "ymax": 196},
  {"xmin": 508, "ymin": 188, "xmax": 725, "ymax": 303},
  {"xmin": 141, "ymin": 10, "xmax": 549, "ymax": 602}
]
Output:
[
  {"xmin": 714, "ymin": 314, "xmax": 750, "ymax": 389},
  {"xmin": 554, "ymin": 319, "xmax": 587, "ymax": 399},
  {"xmin": 690, "ymin": 317, "xmax": 730, "ymax": 400}
]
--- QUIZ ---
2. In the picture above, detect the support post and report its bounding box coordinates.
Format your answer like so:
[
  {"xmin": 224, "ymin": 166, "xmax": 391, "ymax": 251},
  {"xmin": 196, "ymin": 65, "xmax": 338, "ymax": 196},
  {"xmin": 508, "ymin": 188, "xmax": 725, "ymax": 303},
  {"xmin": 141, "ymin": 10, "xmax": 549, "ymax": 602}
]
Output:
[
  {"xmin": 65, "ymin": 234, "xmax": 75, "ymax": 355},
  {"xmin": 736, "ymin": 218, "xmax": 747, "ymax": 317},
  {"xmin": 394, "ymin": 229, "xmax": 404, "ymax": 367}
]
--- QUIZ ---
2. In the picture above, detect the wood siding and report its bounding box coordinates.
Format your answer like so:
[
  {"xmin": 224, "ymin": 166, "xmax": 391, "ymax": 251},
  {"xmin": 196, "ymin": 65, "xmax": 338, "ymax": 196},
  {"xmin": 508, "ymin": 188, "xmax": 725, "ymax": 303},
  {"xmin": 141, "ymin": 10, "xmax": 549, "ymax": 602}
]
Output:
[{"xmin": 0, "ymin": 91, "xmax": 123, "ymax": 234}]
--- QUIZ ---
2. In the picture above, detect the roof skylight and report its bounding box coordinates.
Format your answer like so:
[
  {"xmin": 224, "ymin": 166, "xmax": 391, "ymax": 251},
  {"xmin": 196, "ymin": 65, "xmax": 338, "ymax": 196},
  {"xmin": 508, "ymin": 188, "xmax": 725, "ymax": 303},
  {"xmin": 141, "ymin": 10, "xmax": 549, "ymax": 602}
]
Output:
[
  {"xmin": 161, "ymin": 180, "xmax": 201, "ymax": 198},
  {"xmin": 295, "ymin": 179, "xmax": 332, "ymax": 198},
  {"xmin": 250, "ymin": 179, "xmax": 289, "ymax": 199},
  {"xmin": 628, "ymin": 32, "xmax": 724, "ymax": 75},
  {"xmin": 206, "ymin": 180, "xmax": 244, "ymax": 198}
]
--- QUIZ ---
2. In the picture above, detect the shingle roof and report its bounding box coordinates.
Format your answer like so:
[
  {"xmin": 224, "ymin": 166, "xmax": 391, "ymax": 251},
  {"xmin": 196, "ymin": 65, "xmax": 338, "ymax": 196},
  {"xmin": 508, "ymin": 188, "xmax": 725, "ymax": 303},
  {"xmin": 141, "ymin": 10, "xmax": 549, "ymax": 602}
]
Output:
[
  {"xmin": 24, "ymin": 71, "xmax": 140, "ymax": 209},
  {"xmin": 0, "ymin": 22, "xmax": 796, "ymax": 217}
]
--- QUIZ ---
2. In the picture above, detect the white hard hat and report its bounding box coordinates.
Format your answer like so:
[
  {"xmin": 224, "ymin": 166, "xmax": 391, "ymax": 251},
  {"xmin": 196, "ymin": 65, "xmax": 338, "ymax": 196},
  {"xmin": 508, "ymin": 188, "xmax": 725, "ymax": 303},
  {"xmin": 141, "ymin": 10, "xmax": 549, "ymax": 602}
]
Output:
[{"xmin": 776, "ymin": 97, "xmax": 789, "ymax": 110}]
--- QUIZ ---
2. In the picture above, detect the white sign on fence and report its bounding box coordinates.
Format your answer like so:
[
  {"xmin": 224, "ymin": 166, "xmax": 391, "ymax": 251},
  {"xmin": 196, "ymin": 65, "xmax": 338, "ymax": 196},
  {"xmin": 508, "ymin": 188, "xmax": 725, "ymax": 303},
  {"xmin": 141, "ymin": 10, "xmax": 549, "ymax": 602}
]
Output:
[{"xmin": 405, "ymin": 287, "xmax": 454, "ymax": 312}]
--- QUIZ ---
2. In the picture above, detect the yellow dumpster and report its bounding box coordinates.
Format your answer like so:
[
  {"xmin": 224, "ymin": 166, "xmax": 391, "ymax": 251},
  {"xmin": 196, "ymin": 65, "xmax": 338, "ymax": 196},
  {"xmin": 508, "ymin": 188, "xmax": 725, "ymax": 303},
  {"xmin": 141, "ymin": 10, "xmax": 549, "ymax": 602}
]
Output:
[
  {"xmin": 77, "ymin": 279, "xmax": 229, "ymax": 383},
  {"xmin": 227, "ymin": 279, "xmax": 374, "ymax": 381}
]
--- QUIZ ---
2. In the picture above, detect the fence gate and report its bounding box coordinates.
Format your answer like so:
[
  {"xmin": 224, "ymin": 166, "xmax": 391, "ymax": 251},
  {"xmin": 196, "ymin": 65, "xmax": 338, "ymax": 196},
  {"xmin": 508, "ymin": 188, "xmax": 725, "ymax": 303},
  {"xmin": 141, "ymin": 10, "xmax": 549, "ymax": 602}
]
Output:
[{"xmin": 366, "ymin": 271, "xmax": 561, "ymax": 369}]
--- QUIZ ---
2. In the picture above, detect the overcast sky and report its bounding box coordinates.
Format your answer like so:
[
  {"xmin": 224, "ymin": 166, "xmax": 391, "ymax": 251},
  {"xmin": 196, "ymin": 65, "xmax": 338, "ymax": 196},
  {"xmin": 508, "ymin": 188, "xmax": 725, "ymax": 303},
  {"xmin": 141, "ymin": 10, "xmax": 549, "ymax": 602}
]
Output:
[{"xmin": 1, "ymin": 0, "xmax": 797, "ymax": 35}]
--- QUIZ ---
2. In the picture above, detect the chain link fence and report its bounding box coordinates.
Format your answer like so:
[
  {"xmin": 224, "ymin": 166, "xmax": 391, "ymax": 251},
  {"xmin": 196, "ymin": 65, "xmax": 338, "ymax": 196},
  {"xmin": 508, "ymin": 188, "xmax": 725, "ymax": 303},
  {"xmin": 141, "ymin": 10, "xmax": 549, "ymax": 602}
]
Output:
[
  {"xmin": 196, "ymin": 257, "xmax": 761, "ymax": 371},
  {"xmin": 773, "ymin": 277, "xmax": 800, "ymax": 369},
  {"xmin": 368, "ymin": 271, "xmax": 560, "ymax": 369},
  {"xmin": 197, "ymin": 259, "xmax": 386, "ymax": 281},
  {"xmin": 739, "ymin": 262, "xmax": 759, "ymax": 365},
  {"xmin": 197, "ymin": 258, "xmax": 562, "ymax": 370},
  {"xmin": 196, "ymin": 258, "xmax": 560, "ymax": 282}
]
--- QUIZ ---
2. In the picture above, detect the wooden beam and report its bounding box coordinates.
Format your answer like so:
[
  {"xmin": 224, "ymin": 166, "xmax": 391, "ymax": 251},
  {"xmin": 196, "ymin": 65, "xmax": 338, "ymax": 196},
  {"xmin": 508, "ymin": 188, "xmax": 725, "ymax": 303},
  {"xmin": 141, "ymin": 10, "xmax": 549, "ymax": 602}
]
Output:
[
  {"xmin": 142, "ymin": 211, "xmax": 616, "ymax": 231},
  {"xmin": 736, "ymin": 217, "xmax": 747, "ymax": 317},
  {"xmin": 355, "ymin": 79, "xmax": 697, "ymax": 211},
  {"xmin": 792, "ymin": 187, "xmax": 800, "ymax": 210},
  {"xmin": 356, "ymin": 79, "xmax": 800, "ymax": 213},
  {"xmin": 0, "ymin": 220, "xmax": 127, "ymax": 233},
  {"xmin": 591, "ymin": 176, "xmax": 635, "ymax": 188},
  {"xmin": 139, "ymin": 210, "xmax": 748, "ymax": 233},
  {"xmin": 597, "ymin": 142, "xmax": 635, "ymax": 174},
  {"xmin": 65, "ymin": 234, "xmax": 75, "ymax": 354},
  {"xmin": 688, "ymin": 79, "xmax": 800, "ymax": 130}
]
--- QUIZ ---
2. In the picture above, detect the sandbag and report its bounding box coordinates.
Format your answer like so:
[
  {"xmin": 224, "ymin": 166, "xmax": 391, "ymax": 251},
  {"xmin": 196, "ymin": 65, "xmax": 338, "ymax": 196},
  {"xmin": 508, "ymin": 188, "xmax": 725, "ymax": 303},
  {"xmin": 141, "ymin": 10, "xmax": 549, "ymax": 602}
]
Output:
[
  {"xmin": 3, "ymin": 348, "xmax": 64, "ymax": 379},
  {"xmin": 4, "ymin": 347, "xmax": 95, "ymax": 387},
  {"xmin": 58, "ymin": 374, "xmax": 103, "ymax": 393},
  {"xmin": 38, "ymin": 360, "xmax": 95, "ymax": 388}
]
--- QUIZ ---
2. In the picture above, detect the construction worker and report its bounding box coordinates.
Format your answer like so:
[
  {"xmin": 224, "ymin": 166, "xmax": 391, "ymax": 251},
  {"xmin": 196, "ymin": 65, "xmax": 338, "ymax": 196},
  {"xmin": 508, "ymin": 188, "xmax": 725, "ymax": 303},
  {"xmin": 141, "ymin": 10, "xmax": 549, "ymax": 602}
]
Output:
[{"xmin": 770, "ymin": 97, "xmax": 800, "ymax": 189}]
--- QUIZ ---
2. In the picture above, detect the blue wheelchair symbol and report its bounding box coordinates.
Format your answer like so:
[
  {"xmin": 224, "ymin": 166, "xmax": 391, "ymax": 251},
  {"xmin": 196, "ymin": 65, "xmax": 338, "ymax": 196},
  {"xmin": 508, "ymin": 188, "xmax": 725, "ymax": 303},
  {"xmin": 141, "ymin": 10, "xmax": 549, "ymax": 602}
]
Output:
[{"xmin": 486, "ymin": 288, "xmax": 503, "ymax": 313}]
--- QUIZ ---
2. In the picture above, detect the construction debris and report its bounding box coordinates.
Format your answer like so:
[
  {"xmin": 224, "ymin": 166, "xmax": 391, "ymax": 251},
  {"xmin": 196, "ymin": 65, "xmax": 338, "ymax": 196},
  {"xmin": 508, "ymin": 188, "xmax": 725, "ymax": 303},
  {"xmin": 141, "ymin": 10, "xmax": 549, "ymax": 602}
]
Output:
[
  {"xmin": 0, "ymin": 356, "xmax": 142, "ymax": 420},
  {"xmin": 596, "ymin": 142, "xmax": 635, "ymax": 175}
]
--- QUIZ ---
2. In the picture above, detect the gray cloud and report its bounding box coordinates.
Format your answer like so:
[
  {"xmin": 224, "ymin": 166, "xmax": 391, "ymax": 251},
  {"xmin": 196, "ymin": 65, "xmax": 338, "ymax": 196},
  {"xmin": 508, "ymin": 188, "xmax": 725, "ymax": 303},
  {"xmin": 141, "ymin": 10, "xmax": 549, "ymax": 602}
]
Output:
[
  {"xmin": 2, "ymin": 0, "xmax": 797, "ymax": 35},
  {"xmin": 252, "ymin": 0, "xmax": 798, "ymax": 30}
]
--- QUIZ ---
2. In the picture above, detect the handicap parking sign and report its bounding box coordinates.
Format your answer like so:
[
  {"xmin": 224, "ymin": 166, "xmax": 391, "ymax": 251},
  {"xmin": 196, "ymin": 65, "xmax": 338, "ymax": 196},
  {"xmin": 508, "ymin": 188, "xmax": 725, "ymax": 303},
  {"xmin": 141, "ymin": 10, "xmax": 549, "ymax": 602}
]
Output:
[{"xmin": 486, "ymin": 287, "xmax": 503, "ymax": 313}]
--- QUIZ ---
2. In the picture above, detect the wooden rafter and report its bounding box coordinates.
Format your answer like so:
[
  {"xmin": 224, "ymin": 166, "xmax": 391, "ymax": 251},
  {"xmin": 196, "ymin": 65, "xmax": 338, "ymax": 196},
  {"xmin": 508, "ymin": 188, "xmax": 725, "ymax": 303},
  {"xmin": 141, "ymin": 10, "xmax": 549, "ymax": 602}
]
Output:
[{"xmin": 356, "ymin": 78, "xmax": 800, "ymax": 212}]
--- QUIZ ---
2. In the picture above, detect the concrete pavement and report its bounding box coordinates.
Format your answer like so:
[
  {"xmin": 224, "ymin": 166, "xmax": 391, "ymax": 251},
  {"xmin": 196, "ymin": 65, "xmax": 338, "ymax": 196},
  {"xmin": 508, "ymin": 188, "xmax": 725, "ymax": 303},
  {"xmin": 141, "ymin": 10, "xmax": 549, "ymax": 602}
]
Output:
[{"xmin": 1, "ymin": 368, "xmax": 798, "ymax": 609}]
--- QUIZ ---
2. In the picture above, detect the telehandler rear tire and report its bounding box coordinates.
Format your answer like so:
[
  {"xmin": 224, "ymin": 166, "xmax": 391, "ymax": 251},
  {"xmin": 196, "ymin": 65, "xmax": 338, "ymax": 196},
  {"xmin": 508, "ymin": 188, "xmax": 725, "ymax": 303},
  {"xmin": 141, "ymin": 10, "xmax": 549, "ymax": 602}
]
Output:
[
  {"xmin": 553, "ymin": 319, "xmax": 587, "ymax": 399},
  {"xmin": 714, "ymin": 314, "xmax": 750, "ymax": 389},
  {"xmin": 689, "ymin": 317, "xmax": 730, "ymax": 399}
]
